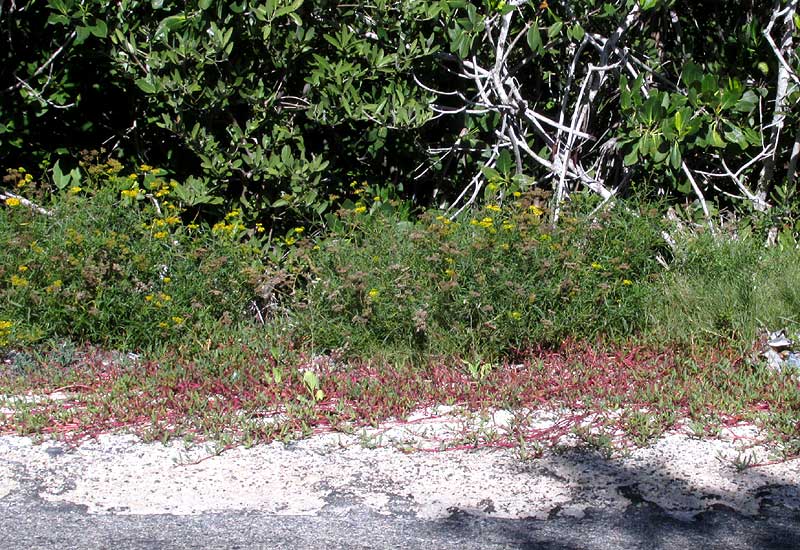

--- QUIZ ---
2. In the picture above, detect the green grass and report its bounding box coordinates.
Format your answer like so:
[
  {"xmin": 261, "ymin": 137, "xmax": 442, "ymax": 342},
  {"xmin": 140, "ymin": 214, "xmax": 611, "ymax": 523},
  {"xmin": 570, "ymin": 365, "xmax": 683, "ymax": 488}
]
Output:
[
  {"xmin": 650, "ymin": 231, "xmax": 800, "ymax": 343},
  {"xmin": 1, "ymin": 168, "xmax": 799, "ymax": 458}
]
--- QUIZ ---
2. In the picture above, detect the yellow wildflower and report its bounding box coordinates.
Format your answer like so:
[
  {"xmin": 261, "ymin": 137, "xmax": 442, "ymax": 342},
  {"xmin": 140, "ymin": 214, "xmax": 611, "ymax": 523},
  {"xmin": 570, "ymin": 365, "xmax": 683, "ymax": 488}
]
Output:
[
  {"xmin": 121, "ymin": 189, "xmax": 139, "ymax": 198},
  {"xmin": 368, "ymin": 288, "xmax": 380, "ymax": 299},
  {"xmin": 444, "ymin": 268, "xmax": 456, "ymax": 277},
  {"xmin": 472, "ymin": 216, "xmax": 494, "ymax": 229},
  {"xmin": 158, "ymin": 322, "xmax": 168, "ymax": 328},
  {"xmin": 127, "ymin": 173, "xmax": 138, "ymax": 180},
  {"xmin": 354, "ymin": 205, "xmax": 367, "ymax": 214},
  {"xmin": 10, "ymin": 275, "xmax": 28, "ymax": 287},
  {"xmin": 509, "ymin": 311, "xmax": 522, "ymax": 320},
  {"xmin": 145, "ymin": 294, "xmax": 154, "ymax": 302},
  {"xmin": 486, "ymin": 204, "xmax": 501, "ymax": 212},
  {"xmin": 165, "ymin": 216, "xmax": 180, "ymax": 225},
  {"xmin": 529, "ymin": 205, "xmax": 544, "ymax": 216},
  {"xmin": 46, "ymin": 279, "xmax": 63, "ymax": 293},
  {"xmin": 5, "ymin": 197, "xmax": 20, "ymax": 207},
  {"xmin": 17, "ymin": 265, "xmax": 28, "ymax": 272},
  {"xmin": 69, "ymin": 186, "xmax": 82, "ymax": 194},
  {"xmin": 293, "ymin": 226, "xmax": 305, "ymax": 234},
  {"xmin": 622, "ymin": 279, "xmax": 633, "ymax": 286},
  {"xmin": 171, "ymin": 316, "xmax": 184, "ymax": 325},
  {"xmin": 153, "ymin": 231, "xmax": 168, "ymax": 239},
  {"xmin": 163, "ymin": 277, "xmax": 171, "ymax": 283},
  {"xmin": 255, "ymin": 223, "xmax": 265, "ymax": 233},
  {"xmin": 139, "ymin": 164, "xmax": 153, "ymax": 172},
  {"xmin": 591, "ymin": 262, "xmax": 603, "ymax": 270}
]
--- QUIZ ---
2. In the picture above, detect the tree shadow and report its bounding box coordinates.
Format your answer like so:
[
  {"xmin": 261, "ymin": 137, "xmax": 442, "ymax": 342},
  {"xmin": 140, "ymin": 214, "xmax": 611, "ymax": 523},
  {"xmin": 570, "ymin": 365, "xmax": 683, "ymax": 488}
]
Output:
[{"xmin": 433, "ymin": 445, "xmax": 800, "ymax": 549}]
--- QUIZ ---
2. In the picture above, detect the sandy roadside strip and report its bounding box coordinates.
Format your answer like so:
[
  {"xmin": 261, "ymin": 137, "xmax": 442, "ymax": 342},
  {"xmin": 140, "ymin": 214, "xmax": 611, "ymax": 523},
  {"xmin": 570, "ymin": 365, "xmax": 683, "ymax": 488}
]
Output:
[{"xmin": 1, "ymin": 407, "xmax": 798, "ymax": 521}]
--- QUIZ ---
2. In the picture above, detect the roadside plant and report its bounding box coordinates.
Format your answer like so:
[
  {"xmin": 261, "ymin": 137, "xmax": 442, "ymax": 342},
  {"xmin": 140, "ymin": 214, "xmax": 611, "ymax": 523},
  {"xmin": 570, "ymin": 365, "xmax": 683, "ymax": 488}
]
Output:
[{"xmin": 0, "ymin": 159, "xmax": 267, "ymax": 350}]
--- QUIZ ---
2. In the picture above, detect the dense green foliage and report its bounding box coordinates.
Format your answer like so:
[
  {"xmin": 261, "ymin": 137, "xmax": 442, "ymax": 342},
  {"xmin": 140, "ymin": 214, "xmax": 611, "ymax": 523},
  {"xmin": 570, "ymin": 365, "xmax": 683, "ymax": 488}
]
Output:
[
  {"xmin": 3, "ymin": 163, "xmax": 800, "ymax": 357},
  {"xmin": 289, "ymin": 192, "xmax": 667, "ymax": 358},
  {"xmin": 2, "ymin": 1, "xmax": 798, "ymax": 226},
  {"xmin": 0, "ymin": 160, "xmax": 264, "ymax": 348}
]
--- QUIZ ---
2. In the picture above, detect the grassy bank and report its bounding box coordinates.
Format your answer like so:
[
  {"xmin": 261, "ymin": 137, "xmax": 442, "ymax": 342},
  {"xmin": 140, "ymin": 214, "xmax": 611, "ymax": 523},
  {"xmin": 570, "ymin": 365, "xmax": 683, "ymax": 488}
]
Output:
[{"xmin": 1, "ymin": 167, "xmax": 799, "ymax": 456}]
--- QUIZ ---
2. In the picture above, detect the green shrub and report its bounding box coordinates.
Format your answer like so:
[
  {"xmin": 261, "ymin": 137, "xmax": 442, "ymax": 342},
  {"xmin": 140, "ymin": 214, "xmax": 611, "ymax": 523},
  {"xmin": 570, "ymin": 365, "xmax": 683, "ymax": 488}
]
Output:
[
  {"xmin": 288, "ymin": 193, "xmax": 668, "ymax": 360},
  {"xmin": 0, "ymin": 162, "xmax": 265, "ymax": 350}
]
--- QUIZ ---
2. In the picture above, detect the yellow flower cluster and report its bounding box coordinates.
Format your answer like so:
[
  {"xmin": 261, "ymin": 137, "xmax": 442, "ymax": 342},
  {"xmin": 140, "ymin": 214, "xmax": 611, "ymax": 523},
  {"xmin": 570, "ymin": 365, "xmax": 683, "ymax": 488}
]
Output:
[
  {"xmin": 5, "ymin": 197, "xmax": 21, "ymax": 207},
  {"xmin": 0, "ymin": 320, "xmax": 11, "ymax": 345},
  {"xmin": 45, "ymin": 279, "xmax": 63, "ymax": 294},
  {"xmin": 16, "ymin": 170, "xmax": 34, "ymax": 188},
  {"xmin": 10, "ymin": 274, "xmax": 28, "ymax": 288},
  {"xmin": 470, "ymin": 217, "xmax": 495, "ymax": 230},
  {"xmin": 145, "ymin": 292, "xmax": 172, "ymax": 308}
]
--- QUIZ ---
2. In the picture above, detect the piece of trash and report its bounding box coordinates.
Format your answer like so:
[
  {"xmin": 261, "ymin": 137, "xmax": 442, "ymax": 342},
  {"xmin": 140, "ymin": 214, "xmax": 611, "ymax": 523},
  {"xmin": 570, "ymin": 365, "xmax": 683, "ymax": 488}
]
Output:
[
  {"xmin": 767, "ymin": 330, "xmax": 793, "ymax": 350},
  {"xmin": 762, "ymin": 329, "xmax": 800, "ymax": 372}
]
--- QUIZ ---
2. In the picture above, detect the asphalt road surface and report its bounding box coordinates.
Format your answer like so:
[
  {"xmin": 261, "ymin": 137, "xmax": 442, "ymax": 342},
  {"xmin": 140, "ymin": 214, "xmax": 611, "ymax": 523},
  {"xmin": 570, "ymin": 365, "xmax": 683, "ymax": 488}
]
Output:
[{"xmin": 2, "ymin": 485, "xmax": 800, "ymax": 550}]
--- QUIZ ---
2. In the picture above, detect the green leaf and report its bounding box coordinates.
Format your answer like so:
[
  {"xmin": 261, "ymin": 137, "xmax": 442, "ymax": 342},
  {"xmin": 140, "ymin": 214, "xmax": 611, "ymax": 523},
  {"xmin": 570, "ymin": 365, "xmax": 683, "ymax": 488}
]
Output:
[
  {"xmin": 569, "ymin": 23, "xmax": 584, "ymax": 41},
  {"xmin": 275, "ymin": 0, "xmax": 303, "ymax": 18},
  {"xmin": 724, "ymin": 125, "xmax": 748, "ymax": 150},
  {"xmin": 669, "ymin": 143, "xmax": 681, "ymax": 170},
  {"xmin": 526, "ymin": 23, "xmax": 542, "ymax": 54},
  {"xmin": 91, "ymin": 19, "xmax": 108, "ymax": 38},
  {"xmin": 674, "ymin": 110, "xmax": 684, "ymax": 133},
  {"xmin": 681, "ymin": 62, "xmax": 703, "ymax": 88},
  {"xmin": 51, "ymin": 160, "xmax": 72, "ymax": 190},
  {"xmin": 46, "ymin": 13, "xmax": 70, "ymax": 26},
  {"xmin": 135, "ymin": 78, "xmax": 156, "ymax": 94},
  {"xmin": 480, "ymin": 165, "xmax": 501, "ymax": 181},
  {"xmin": 199, "ymin": 0, "xmax": 212, "ymax": 9},
  {"xmin": 639, "ymin": 0, "xmax": 658, "ymax": 10},
  {"xmin": 547, "ymin": 21, "xmax": 563, "ymax": 39},
  {"xmin": 623, "ymin": 143, "xmax": 639, "ymax": 166},
  {"xmin": 707, "ymin": 126, "xmax": 725, "ymax": 148},
  {"xmin": 74, "ymin": 26, "xmax": 91, "ymax": 46}
]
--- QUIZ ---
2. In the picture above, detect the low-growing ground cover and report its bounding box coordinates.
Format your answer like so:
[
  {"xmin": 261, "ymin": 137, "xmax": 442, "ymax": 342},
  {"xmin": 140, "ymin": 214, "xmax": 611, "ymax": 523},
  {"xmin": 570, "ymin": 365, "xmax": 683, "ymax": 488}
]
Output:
[
  {"xmin": 1, "ymin": 165, "xmax": 799, "ymax": 459},
  {"xmin": 1, "ymin": 338, "xmax": 798, "ymax": 463}
]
